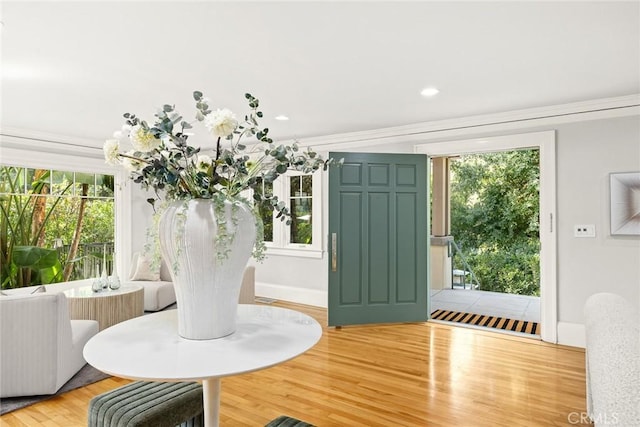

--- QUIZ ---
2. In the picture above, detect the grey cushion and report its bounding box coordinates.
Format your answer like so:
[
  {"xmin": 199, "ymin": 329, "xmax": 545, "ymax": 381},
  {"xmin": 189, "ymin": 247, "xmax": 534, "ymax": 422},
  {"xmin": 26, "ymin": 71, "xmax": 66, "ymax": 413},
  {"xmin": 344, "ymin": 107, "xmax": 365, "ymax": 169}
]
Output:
[
  {"xmin": 265, "ymin": 416, "xmax": 315, "ymax": 427},
  {"xmin": 88, "ymin": 381, "xmax": 203, "ymax": 427}
]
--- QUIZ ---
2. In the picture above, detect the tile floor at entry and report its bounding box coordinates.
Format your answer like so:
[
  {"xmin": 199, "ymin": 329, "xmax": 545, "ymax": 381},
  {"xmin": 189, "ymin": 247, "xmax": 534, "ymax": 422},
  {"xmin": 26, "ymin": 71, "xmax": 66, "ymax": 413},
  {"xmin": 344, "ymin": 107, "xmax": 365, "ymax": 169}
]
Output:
[{"xmin": 430, "ymin": 289, "xmax": 540, "ymax": 324}]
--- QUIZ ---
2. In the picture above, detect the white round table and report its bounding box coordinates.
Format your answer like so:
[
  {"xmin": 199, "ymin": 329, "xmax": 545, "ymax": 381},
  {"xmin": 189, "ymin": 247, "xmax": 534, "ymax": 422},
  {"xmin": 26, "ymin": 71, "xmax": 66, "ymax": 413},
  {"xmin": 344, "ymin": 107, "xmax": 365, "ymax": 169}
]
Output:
[{"xmin": 83, "ymin": 304, "xmax": 322, "ymax": 427}]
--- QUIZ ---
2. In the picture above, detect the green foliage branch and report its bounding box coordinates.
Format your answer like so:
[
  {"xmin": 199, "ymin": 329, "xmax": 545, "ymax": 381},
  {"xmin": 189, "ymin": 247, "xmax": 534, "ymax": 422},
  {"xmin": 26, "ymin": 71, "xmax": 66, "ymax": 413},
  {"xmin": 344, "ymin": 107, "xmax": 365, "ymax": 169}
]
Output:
[
  {"xmin": 105, "ymin": 91, "xmax": 340, "ymax": 261},
  {"xmin": 0, "ymin": 168, "xmax": 68, "ymax": 288}
]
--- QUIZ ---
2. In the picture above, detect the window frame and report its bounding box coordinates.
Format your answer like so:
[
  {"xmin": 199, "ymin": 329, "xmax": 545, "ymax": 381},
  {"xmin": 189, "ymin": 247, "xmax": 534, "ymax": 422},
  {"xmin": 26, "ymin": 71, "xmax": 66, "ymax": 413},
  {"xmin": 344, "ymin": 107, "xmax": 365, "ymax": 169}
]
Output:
[
  {"xmin": 0, "ymin": 140, "xmax": 130, "ymax": 280},
  {"xmin": 262, "ymin": 170, "xmax": 323, "ymax": 259}
]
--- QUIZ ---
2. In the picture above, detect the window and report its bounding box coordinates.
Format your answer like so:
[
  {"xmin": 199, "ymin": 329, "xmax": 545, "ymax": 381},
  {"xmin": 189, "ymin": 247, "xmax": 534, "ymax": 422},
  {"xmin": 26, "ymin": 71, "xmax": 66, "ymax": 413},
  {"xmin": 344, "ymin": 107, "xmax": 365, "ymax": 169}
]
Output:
[
  {"xmin": 289, "ymin": 175, "xmax": 313, "ymax": 244},
  {"xmin": 0, "ymin": 165, "xmax": 115, "ymax": 287},
  {"xmin": 256, "ymin": 171, "xmax": 322, "ymax": 258}
]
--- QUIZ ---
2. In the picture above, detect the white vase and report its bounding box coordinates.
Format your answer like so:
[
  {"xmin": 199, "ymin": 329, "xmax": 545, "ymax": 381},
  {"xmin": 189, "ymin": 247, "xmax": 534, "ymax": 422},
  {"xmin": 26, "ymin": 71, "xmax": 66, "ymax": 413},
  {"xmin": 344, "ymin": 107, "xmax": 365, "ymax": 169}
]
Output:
[{"xmin": 158, "ymin": 199, "xmax": 256, "ymax": 340}]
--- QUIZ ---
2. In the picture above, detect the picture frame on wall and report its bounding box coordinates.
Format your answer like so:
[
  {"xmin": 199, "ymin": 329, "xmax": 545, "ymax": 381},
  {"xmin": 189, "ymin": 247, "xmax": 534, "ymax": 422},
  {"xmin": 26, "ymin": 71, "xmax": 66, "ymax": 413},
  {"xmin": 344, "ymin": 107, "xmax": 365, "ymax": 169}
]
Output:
[{"xmin": 610, "ymin": 172, "xmax": 640, "ymax": 236}]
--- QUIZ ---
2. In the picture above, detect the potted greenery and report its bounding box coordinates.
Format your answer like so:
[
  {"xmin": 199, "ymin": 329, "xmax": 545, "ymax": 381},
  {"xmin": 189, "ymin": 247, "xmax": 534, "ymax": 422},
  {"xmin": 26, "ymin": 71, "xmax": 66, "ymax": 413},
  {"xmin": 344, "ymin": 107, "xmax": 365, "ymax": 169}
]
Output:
[{"xmin": 104, "ymin": 91, "xmax": 334, "ymax": 339}]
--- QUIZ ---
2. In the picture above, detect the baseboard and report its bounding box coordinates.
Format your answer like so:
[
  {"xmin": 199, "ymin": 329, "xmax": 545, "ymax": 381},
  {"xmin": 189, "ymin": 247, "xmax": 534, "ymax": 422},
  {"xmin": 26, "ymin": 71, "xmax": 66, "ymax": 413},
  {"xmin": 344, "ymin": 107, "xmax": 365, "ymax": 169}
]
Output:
[
  {"xmin": 255, "ymin": 282, "xmax": 328, "ymax": 308},
  {"xmin": 557, "ymin": 321, "xmax": 586, "ymax": 348}
]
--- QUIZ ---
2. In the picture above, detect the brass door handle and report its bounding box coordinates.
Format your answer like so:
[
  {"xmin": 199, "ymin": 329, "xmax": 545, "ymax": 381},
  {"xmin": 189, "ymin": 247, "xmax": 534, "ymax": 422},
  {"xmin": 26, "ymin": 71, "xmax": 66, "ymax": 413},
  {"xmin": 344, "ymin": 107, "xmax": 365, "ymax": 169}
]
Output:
[{"xmin": 331, "ymin": 233, "xmax": 337, "ymax": 272}]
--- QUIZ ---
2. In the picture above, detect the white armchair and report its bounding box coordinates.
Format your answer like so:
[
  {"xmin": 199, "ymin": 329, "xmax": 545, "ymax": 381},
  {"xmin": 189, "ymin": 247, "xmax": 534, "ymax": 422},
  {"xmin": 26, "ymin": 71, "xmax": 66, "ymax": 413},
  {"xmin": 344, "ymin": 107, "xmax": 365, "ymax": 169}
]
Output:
[
  {"xmin": 584, "ymin": 292, "xmax": 640, "ymax": 426},
  {"xmin": 0, "ymin": 292, "xmax": 99, "ymax": 398}
]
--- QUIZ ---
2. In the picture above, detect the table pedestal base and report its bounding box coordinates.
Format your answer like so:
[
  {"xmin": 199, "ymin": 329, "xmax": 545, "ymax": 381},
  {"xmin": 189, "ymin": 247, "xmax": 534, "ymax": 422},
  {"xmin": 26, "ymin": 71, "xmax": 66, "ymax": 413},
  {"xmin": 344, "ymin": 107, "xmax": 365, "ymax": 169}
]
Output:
[{"xmin": 203, "ymin": 378, "xmax": 221, "ymax": 427}]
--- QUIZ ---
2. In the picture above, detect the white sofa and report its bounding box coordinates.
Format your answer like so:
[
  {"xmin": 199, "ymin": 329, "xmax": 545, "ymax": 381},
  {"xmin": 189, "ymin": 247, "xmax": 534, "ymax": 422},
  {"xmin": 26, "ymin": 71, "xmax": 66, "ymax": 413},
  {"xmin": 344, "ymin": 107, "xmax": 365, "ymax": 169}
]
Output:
[
  {"xmin": 584, "ymin": 292, "xmax": 640, "ymax": 426},
  {"xmin": 126, "ymin": 252, "xmax": 177, "ymax": 312},
  {"xmin": 0, "ymin": 292, "xmax": 99, "ymax": 397}
]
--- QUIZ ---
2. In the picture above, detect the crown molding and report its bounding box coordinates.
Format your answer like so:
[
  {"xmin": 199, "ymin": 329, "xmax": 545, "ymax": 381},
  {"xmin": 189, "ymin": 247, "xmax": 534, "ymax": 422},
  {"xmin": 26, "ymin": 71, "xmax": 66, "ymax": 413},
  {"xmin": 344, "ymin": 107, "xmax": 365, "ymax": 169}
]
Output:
[
  {"xmin": 0, "ymin": 128, "xmax": 103, "ymax": 158},
  {"xmin": 2, "ymin": 94, "xmax": 639, "ymax": 154},
  {"xmin": 293, "ymin": 94, "xmax": 640, "ymax": 151}
]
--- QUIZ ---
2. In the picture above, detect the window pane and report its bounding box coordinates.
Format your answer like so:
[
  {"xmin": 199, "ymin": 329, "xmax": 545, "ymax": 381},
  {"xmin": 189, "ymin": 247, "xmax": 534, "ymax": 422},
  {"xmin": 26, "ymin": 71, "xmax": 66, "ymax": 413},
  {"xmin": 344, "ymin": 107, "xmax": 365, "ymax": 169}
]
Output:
[
  {"xmin": 301, "ymin": 175, "xmax": 312, "ymax": 196},
  {"xmin": 75, "ymin": 172, "xmax": 96, "ymax": 197},
  {"xmin": 44, "ymin": 193, "xmax": 115, "ymax": 275},
  {"xmin": 0, "ymin": 167, "xmax": 26, "ymax": 194},
  {"xmin": 256, "ymin": 181, "xmax": 273, "ymax": 242},
  {"xmin": 290, "ymin": 197, "xmax": 312, "ymax": 244},
  {"xmin": 289, "ymin": 174, "xmax": 313, "ymax": 244},
  {"xmin": 31, "ymin": 169, "xmax": 52, "ymax": 195},
  {"xmin": 27, "ymin": 168, "xmax": 42, "ymax": 193},
  {"xmin": 290, "ymin": 175, "xmax": 300, "ymax": 196},
  {"xmin": 51, "ymin": 170, "xmax": 72, "ymax": 195},
  {"xmin": 96, "ymin": 174, "xmax": 115, "ymax": 197}
]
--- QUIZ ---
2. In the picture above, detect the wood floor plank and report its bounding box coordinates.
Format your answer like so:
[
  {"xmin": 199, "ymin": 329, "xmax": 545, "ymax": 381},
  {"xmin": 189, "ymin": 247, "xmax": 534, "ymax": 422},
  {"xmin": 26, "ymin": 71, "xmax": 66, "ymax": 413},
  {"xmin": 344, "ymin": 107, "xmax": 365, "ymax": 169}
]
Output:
[{"xmin": 0, "ymin": 301, "xmax": 586, "ymax": 426}]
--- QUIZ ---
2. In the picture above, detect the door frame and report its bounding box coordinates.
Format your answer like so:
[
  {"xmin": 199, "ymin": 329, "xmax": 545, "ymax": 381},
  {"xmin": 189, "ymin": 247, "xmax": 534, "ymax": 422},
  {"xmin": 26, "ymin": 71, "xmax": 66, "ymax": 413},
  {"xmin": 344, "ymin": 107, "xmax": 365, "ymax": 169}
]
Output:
[{"xmin": 414, "ymin": 130, "xmax": 557, "ymax": 343}]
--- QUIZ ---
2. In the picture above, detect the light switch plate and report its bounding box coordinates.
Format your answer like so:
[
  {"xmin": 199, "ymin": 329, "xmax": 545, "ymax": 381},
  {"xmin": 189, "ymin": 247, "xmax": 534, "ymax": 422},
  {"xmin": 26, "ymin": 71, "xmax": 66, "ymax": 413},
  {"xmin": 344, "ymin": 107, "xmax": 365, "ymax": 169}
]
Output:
[{"xmin": 574, "ymin": 224, "xmax": 596, "ymax": 238}]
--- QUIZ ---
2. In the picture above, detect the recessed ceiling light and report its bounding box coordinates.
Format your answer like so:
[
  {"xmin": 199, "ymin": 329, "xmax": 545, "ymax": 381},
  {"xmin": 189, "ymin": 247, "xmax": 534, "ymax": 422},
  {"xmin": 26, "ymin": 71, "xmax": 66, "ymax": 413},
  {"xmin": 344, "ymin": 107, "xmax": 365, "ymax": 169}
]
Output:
[
  {"xmin": 275, "ymin": 115, "xmax": 289, "ymax": 121},
  {"xmin": 420, "ymin": 87, "xmax": 439, "ymax": 97}
]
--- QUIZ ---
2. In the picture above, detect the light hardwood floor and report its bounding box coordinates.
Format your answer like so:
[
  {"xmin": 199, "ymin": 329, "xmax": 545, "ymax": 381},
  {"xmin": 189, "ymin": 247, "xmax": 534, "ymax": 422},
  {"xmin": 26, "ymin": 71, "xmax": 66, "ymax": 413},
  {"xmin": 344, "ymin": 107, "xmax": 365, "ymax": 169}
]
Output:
[{"xmin": 0, "ymin": 301, "xmax": 586, "ymax": 427}]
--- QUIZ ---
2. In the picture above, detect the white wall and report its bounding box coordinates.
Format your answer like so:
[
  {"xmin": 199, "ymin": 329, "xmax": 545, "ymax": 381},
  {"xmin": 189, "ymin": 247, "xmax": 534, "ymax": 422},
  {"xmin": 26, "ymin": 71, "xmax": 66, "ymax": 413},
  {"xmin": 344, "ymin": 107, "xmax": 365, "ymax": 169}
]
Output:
[{"xmin": 554, "ymin": 117, "xmax": 640, "ymax": 320}]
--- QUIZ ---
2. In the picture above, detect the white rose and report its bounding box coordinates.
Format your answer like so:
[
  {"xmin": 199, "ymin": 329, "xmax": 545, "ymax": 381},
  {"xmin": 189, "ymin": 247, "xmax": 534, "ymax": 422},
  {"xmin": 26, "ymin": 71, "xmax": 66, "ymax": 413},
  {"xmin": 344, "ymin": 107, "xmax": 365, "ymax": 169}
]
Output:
[
  {"xmin": 103, "ymin": 139, "xmax": 121, "ymax": 165},
  {"xmin": 196, "ymin": 154, "xmax": 213, "ymax": 171},
  {"xmin": 130, "ymin": 125, "xmax": 161, "ymax": 152},
  {"xmin": 204, "ymin": 108, "xmax": 238, "ymax": 138}
]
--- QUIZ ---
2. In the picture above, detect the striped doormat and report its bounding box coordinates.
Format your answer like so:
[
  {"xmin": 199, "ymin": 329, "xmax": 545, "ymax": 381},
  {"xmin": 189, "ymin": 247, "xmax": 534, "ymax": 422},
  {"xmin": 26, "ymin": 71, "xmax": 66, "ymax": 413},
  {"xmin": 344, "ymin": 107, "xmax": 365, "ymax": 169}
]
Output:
[{"xmin": 431, "ymin": 309, "xmax": 539, "ymax": 335}]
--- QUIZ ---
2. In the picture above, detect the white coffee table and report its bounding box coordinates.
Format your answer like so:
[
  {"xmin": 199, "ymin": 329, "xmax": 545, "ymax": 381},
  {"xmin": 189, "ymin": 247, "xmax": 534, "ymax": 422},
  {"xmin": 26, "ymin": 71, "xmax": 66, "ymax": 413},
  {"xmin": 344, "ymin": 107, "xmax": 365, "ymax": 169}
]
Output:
[
  {"xmin": 63, "ymin": 285, "xmax": 144, "ymax": 330},
  {"xmin": 83, "ymin": 304, "xmax": 322, "ymax": 427}
]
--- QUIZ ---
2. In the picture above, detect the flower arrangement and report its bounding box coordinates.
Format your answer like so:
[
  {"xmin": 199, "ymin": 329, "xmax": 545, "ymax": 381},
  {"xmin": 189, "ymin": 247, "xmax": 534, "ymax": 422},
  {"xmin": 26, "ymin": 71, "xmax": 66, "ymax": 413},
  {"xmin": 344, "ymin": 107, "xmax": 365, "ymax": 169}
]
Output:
[{"xmin": 104, "ymin": 91, "xmax": 336, "ymax": 259}]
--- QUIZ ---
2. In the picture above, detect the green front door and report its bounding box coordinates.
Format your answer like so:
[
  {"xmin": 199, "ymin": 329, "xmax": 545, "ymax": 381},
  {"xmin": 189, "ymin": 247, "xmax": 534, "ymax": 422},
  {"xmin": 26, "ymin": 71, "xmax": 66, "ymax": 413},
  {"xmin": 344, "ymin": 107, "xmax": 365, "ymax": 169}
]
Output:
[{"xmin": 328, "ymin": 152, "xmax": 429, "ymax": 326}]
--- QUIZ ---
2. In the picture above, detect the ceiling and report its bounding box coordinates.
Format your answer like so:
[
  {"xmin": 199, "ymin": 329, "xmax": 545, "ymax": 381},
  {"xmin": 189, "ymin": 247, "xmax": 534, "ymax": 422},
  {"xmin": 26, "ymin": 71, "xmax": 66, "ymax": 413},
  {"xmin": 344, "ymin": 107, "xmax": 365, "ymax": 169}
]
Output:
[{"xmin": 1, "ymin": 1, "xmax": 639, "ymax": 150}]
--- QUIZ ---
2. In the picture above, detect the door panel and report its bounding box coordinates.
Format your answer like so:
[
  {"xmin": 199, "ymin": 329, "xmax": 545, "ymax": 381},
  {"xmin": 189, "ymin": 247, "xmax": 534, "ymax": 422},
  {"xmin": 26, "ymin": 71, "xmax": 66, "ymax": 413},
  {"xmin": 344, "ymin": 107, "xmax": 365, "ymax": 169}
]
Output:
[
  {"xmin": 368, "ymin": 192, "xmax": 390, "ymax": 304},
  {"xmin": 338, "ymin": 192, "xmax": 362, "ymax": 305},
  {"xmin": 328, "ymin": 152, "xmax": 429, "ymax": 326}
]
